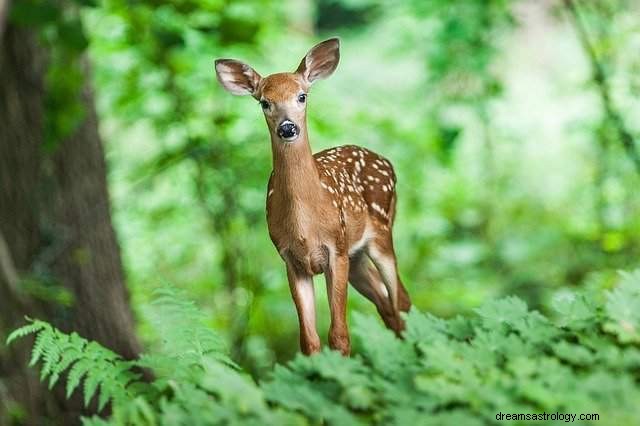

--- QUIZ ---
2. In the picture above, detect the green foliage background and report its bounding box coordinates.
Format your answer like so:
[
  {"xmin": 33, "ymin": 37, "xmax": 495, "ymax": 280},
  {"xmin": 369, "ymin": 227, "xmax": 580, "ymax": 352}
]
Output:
[
  {"xmin": 9, "ymin": 0, "xmax": 640, "ymax": 415},
  {"xmin": 74, "ymin": 0, "xmax": 640, "ymax": 370},
  {"xmin": 90, "ymin": 0, "xmax": 640, "ymax": 366}
]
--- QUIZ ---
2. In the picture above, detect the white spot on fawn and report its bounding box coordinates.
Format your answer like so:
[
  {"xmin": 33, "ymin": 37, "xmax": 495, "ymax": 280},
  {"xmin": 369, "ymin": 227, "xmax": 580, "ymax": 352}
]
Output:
[
  {"xmin": 349, "ymin": 224, "xmax": 374, "ymax": 256},
  {"xmin": 371, "ymin": 202, "xmax": 388, "ymax": 218},
  {"xmin": 380, "ymin": 284, "xmax": 389, "ymax": 298}
]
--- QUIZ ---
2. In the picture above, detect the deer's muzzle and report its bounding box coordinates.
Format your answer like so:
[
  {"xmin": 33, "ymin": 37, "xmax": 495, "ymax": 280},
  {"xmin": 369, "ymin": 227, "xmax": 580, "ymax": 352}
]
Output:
[{"xmin": 277, "ymin": 120, "xmax": 299, "ymax": 141}]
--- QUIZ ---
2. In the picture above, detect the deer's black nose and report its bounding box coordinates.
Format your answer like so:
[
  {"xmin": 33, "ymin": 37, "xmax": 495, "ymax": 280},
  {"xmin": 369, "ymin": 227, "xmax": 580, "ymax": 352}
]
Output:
[{"xmin": 277, "ymin": 120, "xmax": 299, "ymax": 140}]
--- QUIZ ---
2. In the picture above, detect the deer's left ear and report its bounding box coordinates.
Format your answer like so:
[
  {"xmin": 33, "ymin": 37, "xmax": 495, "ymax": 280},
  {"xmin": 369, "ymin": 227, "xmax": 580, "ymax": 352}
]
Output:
[
  {"xmin": 296, "ymin": 38, "xmax": 340, "ymax": 85},
  {"xmin": 215, "ymin": 59, "xmax": 262, "ymax": 97}
]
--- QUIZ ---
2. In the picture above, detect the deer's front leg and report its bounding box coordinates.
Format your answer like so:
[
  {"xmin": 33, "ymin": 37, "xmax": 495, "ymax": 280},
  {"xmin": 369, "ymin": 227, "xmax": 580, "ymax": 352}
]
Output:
[
  {"xmin": 325, "ymin": 252, "xmax": 350, "ymax": 355},
  {"xmin": 286, "ymin": 263, "xmax": 321, "ymax": 355}
]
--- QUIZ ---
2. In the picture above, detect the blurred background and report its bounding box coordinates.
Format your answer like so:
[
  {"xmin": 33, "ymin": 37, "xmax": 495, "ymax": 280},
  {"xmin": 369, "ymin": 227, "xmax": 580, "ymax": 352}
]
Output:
[{"xmin": 1, "ymin": 0, "xmax": 640, "ymax": 422}]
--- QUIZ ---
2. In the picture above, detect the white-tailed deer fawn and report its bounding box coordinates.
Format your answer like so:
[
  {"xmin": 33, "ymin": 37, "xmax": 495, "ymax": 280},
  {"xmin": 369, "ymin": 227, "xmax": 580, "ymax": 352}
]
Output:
[{"xmin": 215, "ymin": 38, "xmax": 411, "ymax": 355}]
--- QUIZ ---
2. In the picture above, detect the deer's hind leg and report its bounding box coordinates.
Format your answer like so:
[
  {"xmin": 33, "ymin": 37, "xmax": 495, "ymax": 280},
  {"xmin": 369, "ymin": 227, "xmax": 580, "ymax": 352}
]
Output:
[
  {"xmin": 365, "ymin": 233, "xmax": 411, "ymax": 332},
  {"xmin": 349, "ymin": 251, "xmax": 405, "ymax": 335}
]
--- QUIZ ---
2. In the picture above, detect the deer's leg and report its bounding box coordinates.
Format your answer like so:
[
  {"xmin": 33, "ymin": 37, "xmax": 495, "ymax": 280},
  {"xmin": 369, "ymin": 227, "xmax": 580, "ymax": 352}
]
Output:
[
  {"xmin": 367, "ymin": 234, "xmax": 411, "ymax": 333},
  {"xmin": 286, "ymin": 263, "xmax": 320, "ymax": 355},
  {"xmin": 324, "ymin": 253, "xmax": 351, "ymax": 355},
  {"xmin": 396, "ymin": 275, "xmax": 411, "ymax": 313},
  {"xmin": 349, "ymin": 252, "xmax": 402, "ymax": 335}
]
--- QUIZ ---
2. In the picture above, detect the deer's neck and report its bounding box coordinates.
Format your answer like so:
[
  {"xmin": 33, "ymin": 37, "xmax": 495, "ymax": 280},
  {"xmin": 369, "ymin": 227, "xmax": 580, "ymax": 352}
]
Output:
[{"xmin": 270, "ymin": 129, "xmax": 321, "ymax": 206}]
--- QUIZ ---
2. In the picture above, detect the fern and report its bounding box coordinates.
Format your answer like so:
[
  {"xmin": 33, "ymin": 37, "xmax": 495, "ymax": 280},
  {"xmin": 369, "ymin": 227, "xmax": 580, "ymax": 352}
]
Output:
[
  {"xmin": 142, "ymin": 286, "xmax": 234, "ymax": 364},
  {"xmin": 7, "ymin": 320, "xmax": 144, "ymax": 412},
  {"xmin": 7, "ymin": 284, "xmax": 242, "ymax": 424},
  {"xmin": 135, "ymin": 285, "xmax": 237, "ymax": 396},
  {"xmin": 9, "ymin": 272, "xmax": 640, "ymax": 425}
]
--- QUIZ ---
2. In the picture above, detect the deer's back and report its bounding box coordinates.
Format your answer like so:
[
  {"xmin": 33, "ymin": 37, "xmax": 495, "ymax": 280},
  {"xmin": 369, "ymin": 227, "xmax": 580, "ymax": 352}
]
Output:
[{"xmin": 314, "ymin": 145, "xmax": 397, "ymax": 229}]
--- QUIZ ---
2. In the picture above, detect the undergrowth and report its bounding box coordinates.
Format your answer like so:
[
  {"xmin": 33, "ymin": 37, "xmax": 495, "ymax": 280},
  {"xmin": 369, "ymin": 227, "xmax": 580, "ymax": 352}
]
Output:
[{"xmin": 7, "ymin": 272, "xmax": 640, "ymax": 425}]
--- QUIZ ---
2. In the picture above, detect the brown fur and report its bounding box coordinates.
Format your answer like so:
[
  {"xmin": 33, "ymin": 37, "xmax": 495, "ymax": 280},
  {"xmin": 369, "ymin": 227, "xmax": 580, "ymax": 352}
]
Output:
[{"xmin": 259, "ymin": 73, "xmax": 306, "ymax": 103}]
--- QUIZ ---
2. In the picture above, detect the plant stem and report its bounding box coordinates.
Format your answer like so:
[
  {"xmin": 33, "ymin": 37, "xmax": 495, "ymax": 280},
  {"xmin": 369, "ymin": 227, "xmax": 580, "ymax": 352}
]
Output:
[{"xmin": 563, "ymin": 0, "xmax": 640, "ymax": 176}]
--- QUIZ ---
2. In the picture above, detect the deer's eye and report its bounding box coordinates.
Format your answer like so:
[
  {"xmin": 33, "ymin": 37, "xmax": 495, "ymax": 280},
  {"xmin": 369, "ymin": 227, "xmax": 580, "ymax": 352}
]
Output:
[
  {"xmin": 260, "ymin": 100, "xmax": 270, "ymax": 110},
  {"xmin": 297, "ymin": 94, "xmax": 307, "ymax": 103}
]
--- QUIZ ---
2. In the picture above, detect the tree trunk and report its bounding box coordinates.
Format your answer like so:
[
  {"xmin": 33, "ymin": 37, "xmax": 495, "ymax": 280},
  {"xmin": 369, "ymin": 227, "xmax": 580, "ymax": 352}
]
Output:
[{"xmin": 0, "ymin": 23, "xmax": 140, "ymax": 425}]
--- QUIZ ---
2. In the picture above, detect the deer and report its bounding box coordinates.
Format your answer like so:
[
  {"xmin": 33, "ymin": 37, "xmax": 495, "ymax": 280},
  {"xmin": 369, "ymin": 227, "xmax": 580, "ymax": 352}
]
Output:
[{"xmin": 214, "ymin": 38, "xmax": 411, "ymax": 355}]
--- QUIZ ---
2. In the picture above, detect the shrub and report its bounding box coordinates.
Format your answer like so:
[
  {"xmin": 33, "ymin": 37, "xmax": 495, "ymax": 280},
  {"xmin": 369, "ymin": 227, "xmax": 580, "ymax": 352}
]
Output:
[{"xmin": 8, "ymin": 273, "xmax": 640, "ymax": 425}]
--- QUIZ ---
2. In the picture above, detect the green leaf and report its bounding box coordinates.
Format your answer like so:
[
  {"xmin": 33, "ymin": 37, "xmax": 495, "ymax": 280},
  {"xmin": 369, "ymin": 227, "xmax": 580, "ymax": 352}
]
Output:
[
  {"xmin": 30, "ymin": 329, "xmax": 53, "ymax": 367},
  {"xmin": 97, "ymin": 383, "xmax": 111, "ymax": 412},
  {"xmin": 474, "ymin": 296, "xmax": 529, "ymax": 330},
  {"xmin": 604, "ymin": 270, "xmax": 640, "ymax": 343},
  {"xmin": 551, "ymin": 292, "xmax": 597, "ymax": 330},
  {"xmin": 66, "ymin": 359, "xmax": 90, "ymax": 399},
  {"xmin": 552, "ymin": 341, "xmax": 595, "ymax": 366}
]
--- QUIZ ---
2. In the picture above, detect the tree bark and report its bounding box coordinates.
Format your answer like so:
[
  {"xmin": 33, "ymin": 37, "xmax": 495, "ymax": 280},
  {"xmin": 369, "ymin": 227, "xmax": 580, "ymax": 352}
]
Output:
[
  {"xmin": 0, "ymin": 23, "xmax": 140, "ymax": 425},
  {"xmin": 0, "ymin": 0, "xmax": 10, "ymax": 43}
]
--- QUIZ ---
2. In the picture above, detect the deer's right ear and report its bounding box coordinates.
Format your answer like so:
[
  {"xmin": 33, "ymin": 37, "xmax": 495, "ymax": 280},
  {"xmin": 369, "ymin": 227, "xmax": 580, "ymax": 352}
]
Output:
[{"xmin": 215, "ymin": 59, "xmax": 261, "ymax": 97}]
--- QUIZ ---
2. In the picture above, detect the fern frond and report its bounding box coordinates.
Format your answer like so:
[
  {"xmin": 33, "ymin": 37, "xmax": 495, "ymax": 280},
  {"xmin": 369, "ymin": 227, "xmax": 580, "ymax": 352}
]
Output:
[
  {"xmin": 41, "ymin": 330, "xmax": 64, "ymax": 382},
  {"xmin": 142, "ymin": 284, "xmax": 235, "ymax": 373},
  {"xmin": 83, "ymin": 363, "xmax": 103, "ymax": 408},
  {"xmin": 49, "ymin": 333, "xmax": 87, "ymax": 389},
  {"xmin": 67, "ymin": 358, "xmax": 91, "ymax": 399},
  {"xmin": 81, "ymin": 416, "xmax": 111, "ymax": 426},
  {"xmin": 5, "ymin": 318, "xmax": 47, "ymax": 345},
  {"xmin": 8, "ymin": 319, "xmax": 146, "ymax": 412},
  {"xmin": 30, "ymin": 326, "xmax": 55, "ymax": 367}
]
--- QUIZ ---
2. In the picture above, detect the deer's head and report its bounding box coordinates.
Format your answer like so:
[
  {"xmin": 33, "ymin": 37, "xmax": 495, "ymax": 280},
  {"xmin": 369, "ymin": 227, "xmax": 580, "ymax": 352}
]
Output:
[{"xmin": 215, "ymin": 38, "xmax": 340, "ymax": 143}]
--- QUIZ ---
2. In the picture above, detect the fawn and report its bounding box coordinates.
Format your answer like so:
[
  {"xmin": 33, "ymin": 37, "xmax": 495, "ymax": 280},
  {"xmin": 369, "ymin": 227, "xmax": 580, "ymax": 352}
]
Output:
[{"xmin": 215, "ymin": 38, "xmax": 411, "ymax": 355}]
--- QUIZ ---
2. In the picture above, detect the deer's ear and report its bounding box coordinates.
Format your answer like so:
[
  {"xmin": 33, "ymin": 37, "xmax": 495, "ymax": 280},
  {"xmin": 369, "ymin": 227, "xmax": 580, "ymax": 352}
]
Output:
[
  {"xmin": 296, "ymin": 38, "xmax": 340, "ymax": 85},
  {"xmin": 215, "ymin": 59, "xmax": 262, "ymax": 96}
]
